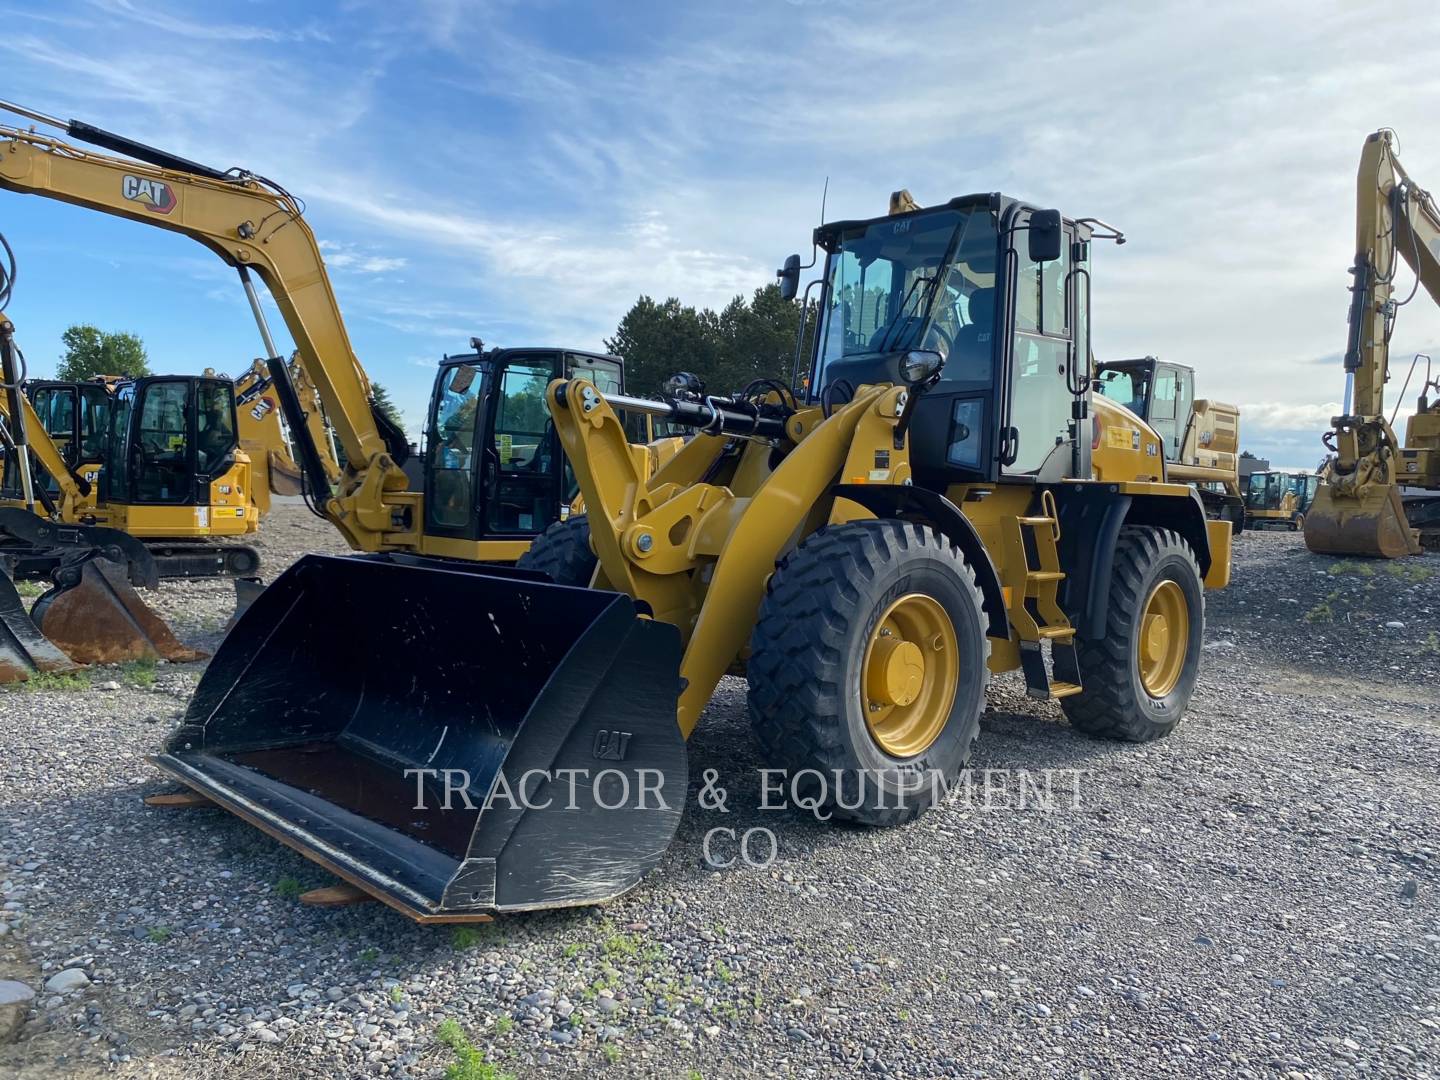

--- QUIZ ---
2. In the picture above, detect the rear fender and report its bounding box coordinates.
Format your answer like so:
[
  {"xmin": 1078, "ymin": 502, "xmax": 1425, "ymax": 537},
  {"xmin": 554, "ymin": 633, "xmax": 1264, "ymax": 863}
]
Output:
[{"xmin": 1055, "ymin": 487, "xmax": 1213, "ymax": 639}]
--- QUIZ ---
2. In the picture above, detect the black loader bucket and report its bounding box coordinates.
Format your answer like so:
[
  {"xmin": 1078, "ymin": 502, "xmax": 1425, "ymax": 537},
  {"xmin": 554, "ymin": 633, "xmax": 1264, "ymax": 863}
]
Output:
[
  {"xmin": 152, "ymin": 553, "xmax": 686, "ymax": 921},
  {"xmin": 0, "ymin": 572, "xmax": 76, "ymax": 683}
]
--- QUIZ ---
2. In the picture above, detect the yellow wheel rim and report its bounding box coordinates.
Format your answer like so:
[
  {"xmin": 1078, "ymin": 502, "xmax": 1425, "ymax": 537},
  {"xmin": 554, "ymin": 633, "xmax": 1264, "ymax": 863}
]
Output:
[
  {"xmin": 861, "ymin": 593, "xmax": 958, "ymax": 758},
  {"xmin": 1138, "ymin": 579, "xmax": 1189, "ymax": 698}
]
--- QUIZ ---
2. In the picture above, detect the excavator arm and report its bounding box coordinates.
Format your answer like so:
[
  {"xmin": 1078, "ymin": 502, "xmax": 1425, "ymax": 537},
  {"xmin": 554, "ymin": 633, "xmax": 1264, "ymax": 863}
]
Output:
[
  {"xmin": 233, "ymin": 354, "xmax": 341, "ymax": 507},
  {"xmin": 0, "ymin": 105, "xmax": 412, "ymax": 550},
  {"xmin": 0, "ymin": 319, "xmax": 89, "ymax": 520},
  {"xmin": 1307, "ymin": 130, "xmax": 1440, "ymax": 557}
]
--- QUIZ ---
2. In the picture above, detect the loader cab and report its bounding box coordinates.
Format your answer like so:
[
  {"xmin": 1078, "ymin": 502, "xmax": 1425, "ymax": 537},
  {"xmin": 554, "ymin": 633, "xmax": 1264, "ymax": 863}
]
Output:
[
  {"xmin": 423, "ymin": 348, "xmax": 624, "ymax": 540},
  {"xmin": 804, "ymin": 194, "xmax": 1092, "ymax": 487},
  {"xmin": 103, "ymin": 375, "xmax": 239, "ymax": 506},
  {"xmin": 24, "ymin": 380, "xmax": 112, "ymax": 486},
  {"xmin": 1094, "ymin": 357, "xmax": 1195, "ymax": 462}
]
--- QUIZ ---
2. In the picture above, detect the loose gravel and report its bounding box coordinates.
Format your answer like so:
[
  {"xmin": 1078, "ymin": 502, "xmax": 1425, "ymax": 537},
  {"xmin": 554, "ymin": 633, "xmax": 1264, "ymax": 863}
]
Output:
[{"xmin": 1, "ymin": 512, "xmax": 1437, "ymax": 1078}]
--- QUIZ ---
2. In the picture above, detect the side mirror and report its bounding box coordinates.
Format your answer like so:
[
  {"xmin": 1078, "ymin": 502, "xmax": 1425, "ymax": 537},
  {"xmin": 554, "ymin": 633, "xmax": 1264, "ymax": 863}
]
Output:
[
  {"xmin": 776, "ymin": 254, "xmax": 801, "ymax": 301},
  {"xmin": 1028, "ymin": 209, "xmax": 1063, "ymax": 263}
]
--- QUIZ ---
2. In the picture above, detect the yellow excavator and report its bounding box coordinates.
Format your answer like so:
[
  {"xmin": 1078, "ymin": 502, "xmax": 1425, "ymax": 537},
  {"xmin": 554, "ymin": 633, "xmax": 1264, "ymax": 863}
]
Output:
[
  {"xmin": 1245, "ymin": 470, "xmax": 1319, "ymax": 531},
  {"xmin": 0, "ymin": 102, "xmax": 636, "ymax": 672},
  {"xmin": 1305, "ymin": 129, "xmax": 1440, "ymax": 557},
  {"xmin": 155, "ymin": 186, "xmax": 1232, "ymax": 920},
  {"xmin": 11, "ymin": 370, "xmax": 263, "ymax": 577},
  {"xmin": 1094, "ymin": 357, "xmax": 1244, "ymax": 530}
]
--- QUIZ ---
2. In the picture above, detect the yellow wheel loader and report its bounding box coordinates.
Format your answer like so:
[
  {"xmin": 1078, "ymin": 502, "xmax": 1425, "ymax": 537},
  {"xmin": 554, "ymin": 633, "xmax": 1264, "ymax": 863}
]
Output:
[
  {"xmin": 1306, "ymin": 129, "xmax": 1440, "ymax": 557},
  {"xmin": 157, "ymin": 191, "xmax": 1231, "ymax": 920},
  {"xmin": 1094, "ymin": 356, "xmax": 1244, "ymax": 530}
]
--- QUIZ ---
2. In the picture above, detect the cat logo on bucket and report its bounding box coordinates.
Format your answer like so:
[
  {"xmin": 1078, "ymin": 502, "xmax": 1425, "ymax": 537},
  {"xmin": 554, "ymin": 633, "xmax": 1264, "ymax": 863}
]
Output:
[{"xmin": 121, "ymin": 175, "xmax": 177, "ymax": 214}]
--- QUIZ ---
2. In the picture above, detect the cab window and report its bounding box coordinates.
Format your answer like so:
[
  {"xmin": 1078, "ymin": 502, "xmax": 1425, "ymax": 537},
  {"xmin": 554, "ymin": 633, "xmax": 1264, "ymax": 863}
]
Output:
[
  {"xmin": 195, "ymin": 382, "xmax": 236, "ymax": 475},
  {"xmin": 134, "ymin": 381, "xmax": 190, "ymax": 502},
  {"xmin": 429, "ymin": 363, "xmax": 482, "ymax": 529}
]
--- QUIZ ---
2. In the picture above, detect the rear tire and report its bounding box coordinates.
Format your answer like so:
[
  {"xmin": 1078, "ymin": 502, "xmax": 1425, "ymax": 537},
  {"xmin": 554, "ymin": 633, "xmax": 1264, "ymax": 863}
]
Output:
[
  {"xmin": 1061, "ymin": 526, "xmax": 1203, "ymax": 742},
  {"xmin": 747, "ymin": 520, "xmax": 990, "ymax": 827},
  {"xmin": 517, "ymin": 515, "xmax": 596, "ymax": 586}
]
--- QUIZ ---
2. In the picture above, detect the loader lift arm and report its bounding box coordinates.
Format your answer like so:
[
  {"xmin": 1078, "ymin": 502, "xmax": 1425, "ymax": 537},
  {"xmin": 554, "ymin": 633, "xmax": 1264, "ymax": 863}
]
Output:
[
  {"xmin": 0, "ymin": 104, "xmax": 411, "ymax": 550},
  {"xmin": 1306, "ymin": 129, "xmax": 1440, "ymax": 556}
]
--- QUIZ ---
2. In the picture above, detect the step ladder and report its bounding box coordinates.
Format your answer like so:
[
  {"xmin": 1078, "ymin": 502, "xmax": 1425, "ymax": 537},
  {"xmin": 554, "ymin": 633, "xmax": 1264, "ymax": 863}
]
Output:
[{"xmin": 998, "ymin": 490, "xmax": 1083, "ymax": 701}]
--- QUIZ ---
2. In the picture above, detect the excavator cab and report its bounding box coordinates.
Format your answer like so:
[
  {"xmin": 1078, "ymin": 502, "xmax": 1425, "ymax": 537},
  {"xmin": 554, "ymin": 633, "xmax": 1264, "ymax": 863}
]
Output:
[
  {"xmin": 105, "ymin": 376, "xmax": 238, "ymax": 509},
  {"xmin": 25, "ymin": 380, "xmax": 112, "ymax": 491},
  {"xmin": 1245, "ymin": 470, "xmax": 1318, "ymax": 530},
  {"xmin": 423, "ymin": 348, "xmax": 624, "ymax": 540},
  {"xmin": 1094, "ymin": 357, "xmax": 1193, "ymax": 457}
]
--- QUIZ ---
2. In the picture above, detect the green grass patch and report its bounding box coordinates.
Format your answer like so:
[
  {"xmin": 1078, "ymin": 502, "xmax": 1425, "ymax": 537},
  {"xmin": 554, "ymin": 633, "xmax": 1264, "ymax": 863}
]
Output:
[
  {"xmin": 274, "ymin": 876, "xmax": 304, "ymax": 900},
  {"xmin": 714, "ymin": 960, "xmax": 733, "ymax": 984},
  {"xmin": 1383, "ymin": 561, "xmax": 1435, "ymax": 583},
  {"xmin": 435, "ymin": 1018, "xmax": 513, "ymax": 1080},
  {"xmin": 146, "ymin": 925, "xmax": 173, "ymax": 944},
  {"xmin": 1328, "ymin": 560, "xmax": 1374, "ymax": 577},
  {"xmin": 602, "ymin": 932, "xmax": 639, "ymax": 957},
  {"xmin": 358, "ymin": 947, "xmax": 379, "ymax": 965},
  {"xmin": 562, "ymin": 942, "xmax": 584, "ymax": 960},
  {"xmin": 389, "ymin": 986, "xmax": 404, "ymax": 1004},
  {"xmin": 601, "ymin": 1043, "xmax": 621, "ymax": 1064},
  {"xmin": 12, "ymin": 580, "xmax": 46, "ymax": 598},
  {"xmin": 6, "ymin": 669, "xmax": 89, "ymax": 693},
  {"xmin": 493, "ymin": 1015, "xmax": 513, "ymax": 1035},
  {"xmin": 120, "ymin": 657, "xmax": 157, "ymax": 688}
]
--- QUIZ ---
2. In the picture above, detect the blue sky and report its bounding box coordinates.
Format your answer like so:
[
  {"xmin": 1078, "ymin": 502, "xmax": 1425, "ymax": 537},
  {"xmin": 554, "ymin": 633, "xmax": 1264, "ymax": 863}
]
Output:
[{"xmin": 1, "ymin": 0, "xmax": 1438, "ymax": 468}]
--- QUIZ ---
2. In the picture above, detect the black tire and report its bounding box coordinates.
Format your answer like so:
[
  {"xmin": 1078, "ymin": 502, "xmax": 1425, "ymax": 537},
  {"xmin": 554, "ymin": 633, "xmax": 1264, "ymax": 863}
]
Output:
[
  {"xmin": 1061, "ymin": 526, "xmax": 1204, "ymax": 742},
  {"xmin": 747, "ymin": 520, "xmax": 991, "ymax": 827},
  {"xmin": 516, "ymin": 515, "xmax": 596, "ymax": 586}
]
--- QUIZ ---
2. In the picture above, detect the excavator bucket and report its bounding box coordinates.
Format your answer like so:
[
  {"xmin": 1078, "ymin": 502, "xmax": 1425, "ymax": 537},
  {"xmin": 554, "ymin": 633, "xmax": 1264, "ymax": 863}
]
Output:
[
  {"xmin": 0, "ymin": 573, "xmax": 77, "ymax": 683},
  {"xmin": 1303, "ymin": 482, "xmax": 1422, "ymax": 559},
  {"xmin": 151, "ymin": 553, "xmax": 686, "ymax": 921},
  {"xmin": 31, "ymin": 560, "xmax": 209, "ymax": 664}
]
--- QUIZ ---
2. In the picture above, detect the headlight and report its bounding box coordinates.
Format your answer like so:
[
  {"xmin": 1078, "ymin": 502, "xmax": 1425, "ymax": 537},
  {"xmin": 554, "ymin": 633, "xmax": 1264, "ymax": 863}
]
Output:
[{"xmin": 901, "ymin": 349, "xmax": 943, "ymax": 383}]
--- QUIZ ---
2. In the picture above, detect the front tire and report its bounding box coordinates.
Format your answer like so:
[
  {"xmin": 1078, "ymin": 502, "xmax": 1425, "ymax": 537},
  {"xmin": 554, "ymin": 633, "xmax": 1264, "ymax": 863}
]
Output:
[
  {"xmin": 747, "ymin": 520, "xmax": 991, "ymax": 827},
  {"xmin": 1061, "ymin": 526, "xmax": 1203, "ymax": 742},
  {"xmin": 516, "ymin": 515, "xmax": 596, "ymax": 586}
]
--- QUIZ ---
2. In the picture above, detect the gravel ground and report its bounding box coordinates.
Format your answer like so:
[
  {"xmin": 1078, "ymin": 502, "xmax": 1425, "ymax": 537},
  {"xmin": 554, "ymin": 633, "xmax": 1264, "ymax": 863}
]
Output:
[{"xmin": 1, "ymin": 510, "xmax": 1438, "ymax": 1079}]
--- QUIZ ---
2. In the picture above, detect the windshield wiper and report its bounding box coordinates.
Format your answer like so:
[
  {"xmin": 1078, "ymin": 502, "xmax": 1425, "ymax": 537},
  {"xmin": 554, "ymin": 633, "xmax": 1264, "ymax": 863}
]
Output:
[{"xmin": 875, "ymin": 272, "xmax": 937, "ymax": 353}]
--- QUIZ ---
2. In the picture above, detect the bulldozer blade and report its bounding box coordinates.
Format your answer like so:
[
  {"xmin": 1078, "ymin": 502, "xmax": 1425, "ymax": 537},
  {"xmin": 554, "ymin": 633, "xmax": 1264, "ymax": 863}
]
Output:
[
  {"xmin": 152, "ymin": 553, "xmax": 686, "ymax": 921},
  {"xmin": 31, "ymin": 560, "xmax": 209, "ymax": 664},
  {"xmin": 1303, "ymin": 482, "xmax": 1422, "ymax": 559},
  {"xmin": 0, "ymin": 572, "xmax": 77, "ymax": 683}
]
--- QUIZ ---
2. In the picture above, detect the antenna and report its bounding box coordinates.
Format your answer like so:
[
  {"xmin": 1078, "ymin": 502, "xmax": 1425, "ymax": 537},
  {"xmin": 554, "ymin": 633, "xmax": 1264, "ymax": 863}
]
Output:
[{"xmin": 819, "ymin": 176, "xmax": 829, "ymax": 226}]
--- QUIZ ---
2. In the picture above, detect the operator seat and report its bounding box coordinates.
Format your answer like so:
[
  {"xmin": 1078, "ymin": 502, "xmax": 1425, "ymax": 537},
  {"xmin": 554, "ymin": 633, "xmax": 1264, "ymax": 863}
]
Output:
[{"xmin": 949, "ymin": 288, "xmax": 995, "ymax": 377}]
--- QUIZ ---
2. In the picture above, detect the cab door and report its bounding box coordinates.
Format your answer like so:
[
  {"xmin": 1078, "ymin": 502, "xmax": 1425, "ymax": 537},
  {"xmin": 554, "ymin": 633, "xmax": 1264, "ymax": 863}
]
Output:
[
  {"xmin": 484, "ymin": 356, "xmax": 566, "ymax": 536},
  {"xmin": 1003, "ymin": 211, "xmax": 1076, "ymax": 480},
  {"xmin": 423, "ymin": 359, "xmax": 489, "ymax": 540}
]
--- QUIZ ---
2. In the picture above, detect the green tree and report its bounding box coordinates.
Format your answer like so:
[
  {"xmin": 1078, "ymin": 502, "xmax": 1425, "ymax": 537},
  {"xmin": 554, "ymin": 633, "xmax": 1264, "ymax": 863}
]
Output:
[
  {"xmin": 370, "ymin": 381, "xmax": 403, "ymax": 427},
  {"xmin": 605, "ymin": 284, "xmax": 809, "ymax": 398},
  {"xmin": 56, "ymin": 324, "xmax": 150, "ymax": 381}
]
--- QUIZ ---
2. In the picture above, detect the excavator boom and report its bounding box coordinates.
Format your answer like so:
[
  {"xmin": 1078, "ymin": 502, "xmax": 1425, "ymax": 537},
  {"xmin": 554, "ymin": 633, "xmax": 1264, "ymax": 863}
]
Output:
[{"xmin": 1306, "ymin": 130, "xmax": 1440, "ymax": 556}]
